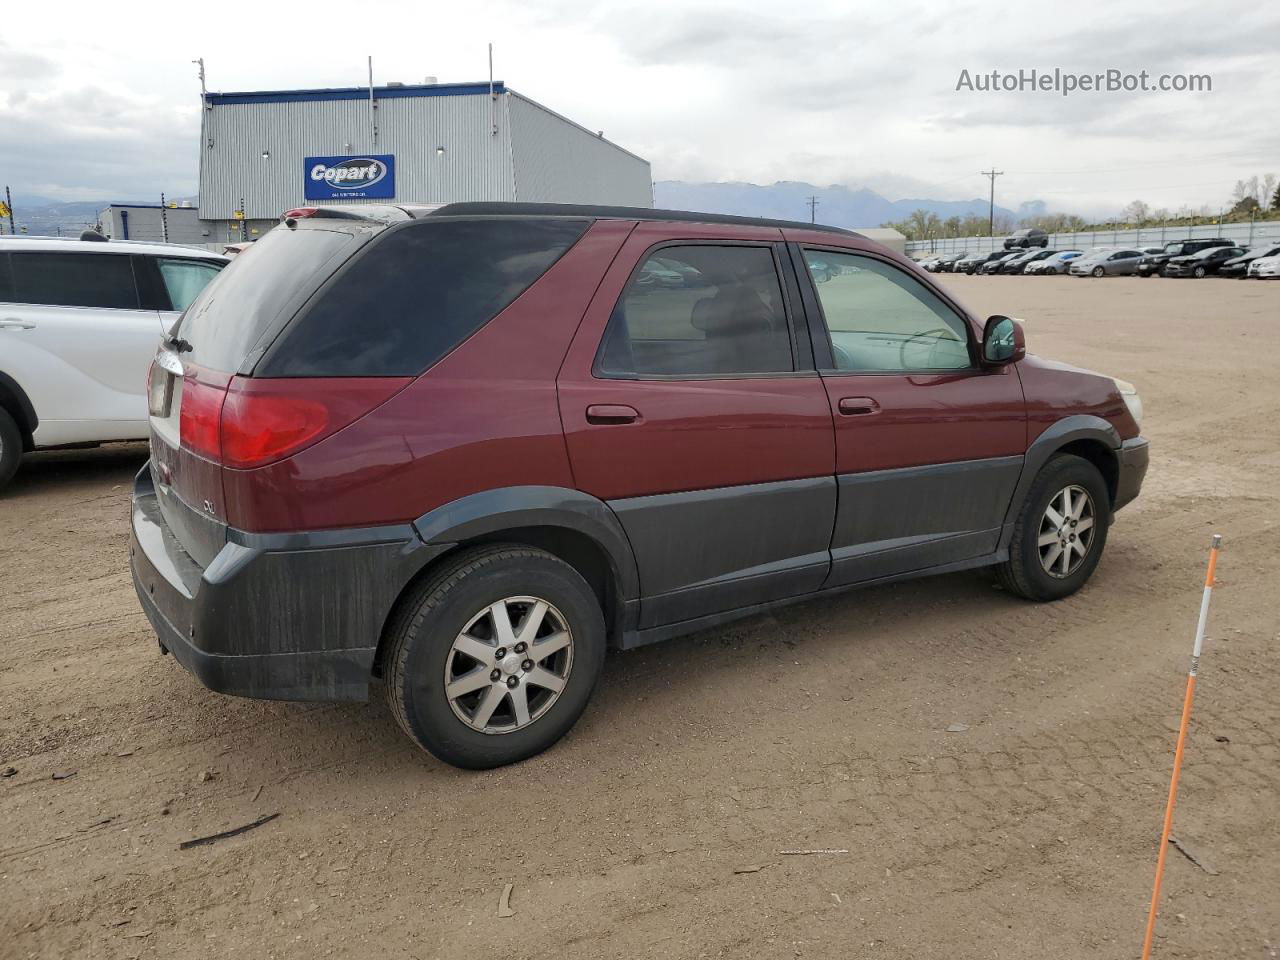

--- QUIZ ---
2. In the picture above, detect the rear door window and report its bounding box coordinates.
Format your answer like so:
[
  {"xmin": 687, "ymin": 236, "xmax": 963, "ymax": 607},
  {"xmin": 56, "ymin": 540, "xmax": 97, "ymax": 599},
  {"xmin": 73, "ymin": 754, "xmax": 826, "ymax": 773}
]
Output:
[
  {"xmin": 7, "ymin": 252, "xmax": 139, "ymax": 309},
  {"xmin": 596, "ymin": 245, "xmax": 794, "ymax": 378},
  {"xmin": 258, "ymin": 218, "xmax": 590, "ymax": 377}
]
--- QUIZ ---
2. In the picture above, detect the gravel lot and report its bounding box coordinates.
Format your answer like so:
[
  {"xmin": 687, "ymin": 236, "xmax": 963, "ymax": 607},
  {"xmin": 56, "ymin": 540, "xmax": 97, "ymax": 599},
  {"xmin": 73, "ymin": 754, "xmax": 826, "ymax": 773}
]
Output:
[{"xmin": 2, "ymin": 274, "xmax": 1277, "ymax": 960}]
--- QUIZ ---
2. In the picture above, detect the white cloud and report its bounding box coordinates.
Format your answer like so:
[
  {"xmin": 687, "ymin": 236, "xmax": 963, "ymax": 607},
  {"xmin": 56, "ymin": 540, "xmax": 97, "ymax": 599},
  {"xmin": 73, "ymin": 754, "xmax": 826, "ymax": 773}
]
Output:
[{"xmin": 1, "ymin": 0, "xmax": 1276, "ymax": 216}]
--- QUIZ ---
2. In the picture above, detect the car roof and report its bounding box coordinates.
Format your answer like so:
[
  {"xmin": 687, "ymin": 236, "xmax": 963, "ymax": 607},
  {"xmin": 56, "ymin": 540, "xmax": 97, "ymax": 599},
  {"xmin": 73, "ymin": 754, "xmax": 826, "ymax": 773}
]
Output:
[
  {"xmin": 0, "ymin": 235, "xmax": 228, "ymax": 260},
  {"xmin": 295, "ymin": 200, "xmax": 860, "ymax": 237},
  {"xmin": 424, "ymin": 201, "xmax": 861, "ymax": 236}
]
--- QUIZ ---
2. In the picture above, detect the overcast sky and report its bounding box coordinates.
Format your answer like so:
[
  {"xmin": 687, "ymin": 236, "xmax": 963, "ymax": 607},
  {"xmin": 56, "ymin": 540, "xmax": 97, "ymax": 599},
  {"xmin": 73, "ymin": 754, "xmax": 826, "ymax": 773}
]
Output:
[{"xmin": 2, "ymin": 0, "xmax": 1276, "ymax": 218}]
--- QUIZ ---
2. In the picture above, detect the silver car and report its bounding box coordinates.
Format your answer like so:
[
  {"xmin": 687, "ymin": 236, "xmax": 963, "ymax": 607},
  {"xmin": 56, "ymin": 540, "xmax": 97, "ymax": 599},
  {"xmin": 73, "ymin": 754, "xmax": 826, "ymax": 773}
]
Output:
[
  {"xmin": 1026, "ymin": 250, "xmax": 1083, "ymax": 275},
  {"xmin": 1069, "ymin": 248, "xmax": 1145, "ymax": 277}
]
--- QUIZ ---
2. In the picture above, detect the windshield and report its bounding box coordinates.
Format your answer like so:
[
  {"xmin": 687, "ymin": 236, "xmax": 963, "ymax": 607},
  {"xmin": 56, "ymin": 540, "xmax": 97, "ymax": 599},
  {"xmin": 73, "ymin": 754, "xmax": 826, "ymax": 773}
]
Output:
[{"xmin": 1162, "ymin": 242, "xmax": 1184, "ymax": 254}]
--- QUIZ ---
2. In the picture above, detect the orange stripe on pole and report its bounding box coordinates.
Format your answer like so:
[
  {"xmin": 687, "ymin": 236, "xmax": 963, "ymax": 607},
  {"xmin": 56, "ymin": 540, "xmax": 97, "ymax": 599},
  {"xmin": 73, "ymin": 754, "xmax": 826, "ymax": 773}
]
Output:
[{"xmin": 1204, "ymin": 548, "xmax": 1218, "ymax": 588}]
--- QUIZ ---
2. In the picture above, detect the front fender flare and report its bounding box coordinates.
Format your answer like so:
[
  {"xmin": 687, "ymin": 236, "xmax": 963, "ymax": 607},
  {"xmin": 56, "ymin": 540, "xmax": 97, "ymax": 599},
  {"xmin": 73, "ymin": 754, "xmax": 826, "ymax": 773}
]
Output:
[{"xmin": 998, "ymin": 415, "xmax": 1121, "ymax": 548}]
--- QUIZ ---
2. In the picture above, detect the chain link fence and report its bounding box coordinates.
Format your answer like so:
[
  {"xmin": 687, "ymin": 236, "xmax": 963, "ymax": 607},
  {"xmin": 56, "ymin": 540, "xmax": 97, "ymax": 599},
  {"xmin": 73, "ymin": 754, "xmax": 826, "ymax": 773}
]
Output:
[{"xmin": 905, "ymin": 220, "xmax": 1280, "ymax": 257}]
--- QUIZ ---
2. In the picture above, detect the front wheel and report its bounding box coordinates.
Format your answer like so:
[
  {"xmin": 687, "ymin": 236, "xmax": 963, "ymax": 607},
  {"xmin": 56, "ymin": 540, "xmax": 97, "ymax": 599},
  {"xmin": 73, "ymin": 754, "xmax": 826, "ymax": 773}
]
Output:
[
  {"xmin": 384, "ymin": 545, "xmax": 606, "ymax": 769},
  {"xmin": 1092, "ymin": 266, "xmax": 1105, "ymax": 278},
  {"xmin": 997, "ymin": 454, "xmax": 1111, "ymax": 601},
  {"xmin": 1194, "ymin": 266, "xmax": 1206, "ymax": 278}
]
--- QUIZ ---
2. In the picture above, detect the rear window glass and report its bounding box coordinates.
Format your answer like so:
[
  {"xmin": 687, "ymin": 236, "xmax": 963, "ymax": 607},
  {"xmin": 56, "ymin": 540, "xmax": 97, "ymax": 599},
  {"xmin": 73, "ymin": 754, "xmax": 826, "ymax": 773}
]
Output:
[
  {"xmin": 0, "ymin": 255, "xmax": 12, "ymax": 300},
  {"xmin": 7, "ymin": 252, "xmax": 139, "ymax": 308},
  {"xmin": 177, "ymin": 226, "xmax": 355, "ymax": 372},
  {"xmin": 258, "ymin": 218, "xmax": 590, "ymax": 377}
]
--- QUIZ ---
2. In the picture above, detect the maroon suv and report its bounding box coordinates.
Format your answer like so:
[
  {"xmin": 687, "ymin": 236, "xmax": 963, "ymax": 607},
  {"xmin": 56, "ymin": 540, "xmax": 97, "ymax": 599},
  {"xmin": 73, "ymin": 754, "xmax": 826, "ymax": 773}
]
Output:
[{"xmin": 130, "ymin": 202, "xmax": 1148, "ymax": 768}]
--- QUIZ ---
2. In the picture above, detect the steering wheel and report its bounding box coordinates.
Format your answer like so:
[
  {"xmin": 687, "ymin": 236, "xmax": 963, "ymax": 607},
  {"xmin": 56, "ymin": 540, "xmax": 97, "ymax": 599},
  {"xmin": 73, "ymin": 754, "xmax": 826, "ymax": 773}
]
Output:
[{"xmin": 899, "ymin": 328, "xmax": 955, "ymax": 369}]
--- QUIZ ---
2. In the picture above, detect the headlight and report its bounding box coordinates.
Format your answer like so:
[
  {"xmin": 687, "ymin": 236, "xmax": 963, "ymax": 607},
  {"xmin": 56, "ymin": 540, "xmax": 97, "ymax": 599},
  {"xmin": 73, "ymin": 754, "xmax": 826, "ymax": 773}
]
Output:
[{"xmin": 1113, "ymin": 378, "xmax": 1143, "ymax": 428}]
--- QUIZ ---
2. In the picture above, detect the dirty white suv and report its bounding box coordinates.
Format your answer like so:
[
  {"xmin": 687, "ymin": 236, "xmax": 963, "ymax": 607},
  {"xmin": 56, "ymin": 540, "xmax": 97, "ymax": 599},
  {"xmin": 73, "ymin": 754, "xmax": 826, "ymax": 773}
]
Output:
[{"xmin": 0, "ymin": 235, "xmax": 227, "ymax": 490}]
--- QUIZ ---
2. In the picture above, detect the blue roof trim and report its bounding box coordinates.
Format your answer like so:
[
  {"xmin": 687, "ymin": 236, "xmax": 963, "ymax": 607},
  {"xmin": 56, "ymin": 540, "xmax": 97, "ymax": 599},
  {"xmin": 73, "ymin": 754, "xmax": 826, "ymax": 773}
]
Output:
[{"xmin": 207, "ymin": 81, "xmax": 505, "ymax": 106}]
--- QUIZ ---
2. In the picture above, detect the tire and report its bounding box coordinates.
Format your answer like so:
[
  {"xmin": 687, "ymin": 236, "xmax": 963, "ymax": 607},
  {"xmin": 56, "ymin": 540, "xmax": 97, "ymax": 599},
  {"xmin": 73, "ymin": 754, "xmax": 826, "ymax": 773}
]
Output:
[
  {"xmin": 1092, "ymin": 266, "xmax": 1105, "ymax": 278},
  {"xmin": 1194, "ymin": 266, "xmax": 1206, "ymax": 278},
  {"xmin": 0, "ymin": 407, "xmax": 22, "ymax": 492},
  {"xmin": 997, "ymin": 454, "xmax": 1111, "ymax": 602},
  {"xmin": 384, "ymin": 544, "xmax": 606, "ymax": 769}
]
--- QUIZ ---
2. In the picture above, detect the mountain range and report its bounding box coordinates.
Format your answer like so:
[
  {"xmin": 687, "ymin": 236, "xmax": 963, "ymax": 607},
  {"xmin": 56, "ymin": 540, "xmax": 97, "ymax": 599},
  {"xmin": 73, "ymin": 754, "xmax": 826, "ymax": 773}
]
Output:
[{"xmin": 653, "ymin": 181, "xmax": 1038, "ymax": 229}]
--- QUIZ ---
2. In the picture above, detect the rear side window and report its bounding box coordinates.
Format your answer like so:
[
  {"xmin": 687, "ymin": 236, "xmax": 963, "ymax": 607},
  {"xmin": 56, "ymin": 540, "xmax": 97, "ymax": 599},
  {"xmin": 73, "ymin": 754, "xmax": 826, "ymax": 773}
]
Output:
[
  {"xmin": 259, "ymin": 218, "xmax": 590, "ymax": 377},
  {"xmin": 596, "ymin": 245, "xmax": 794, "ymax": 378},
  {"xmin": 177, "ymin": 226, "xmax": 356, "ymax": 373},
  {"xmin": 0, "ymin": 255, "xmax": 12, "ymax": 301},
  {"xmin": 7, "ymin": 252, "xmax": 139, "ymax": 309},
  {"xmin": 157, "ymin": 259, "xmax": 223, "ymax": 312}
]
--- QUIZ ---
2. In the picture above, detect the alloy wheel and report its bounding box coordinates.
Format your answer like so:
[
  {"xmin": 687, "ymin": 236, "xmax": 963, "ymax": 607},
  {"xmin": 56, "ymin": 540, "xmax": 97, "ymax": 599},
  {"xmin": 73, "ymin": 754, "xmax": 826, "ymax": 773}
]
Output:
[
  {"xmin": 444, "ymin": 596, "xmax": 574, "ymax": 734},
  {"xmin": 1038, "ymin": 484, "xmax": 1096, "ymax": 578}
]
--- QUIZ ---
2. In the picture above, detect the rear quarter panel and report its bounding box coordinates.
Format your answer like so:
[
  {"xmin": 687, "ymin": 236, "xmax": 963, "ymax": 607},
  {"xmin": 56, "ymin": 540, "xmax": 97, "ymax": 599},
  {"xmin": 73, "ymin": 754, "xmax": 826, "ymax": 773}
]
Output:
[{"xmin": 223, "ymin": 219, "xmax": 636, "ymax": 532}]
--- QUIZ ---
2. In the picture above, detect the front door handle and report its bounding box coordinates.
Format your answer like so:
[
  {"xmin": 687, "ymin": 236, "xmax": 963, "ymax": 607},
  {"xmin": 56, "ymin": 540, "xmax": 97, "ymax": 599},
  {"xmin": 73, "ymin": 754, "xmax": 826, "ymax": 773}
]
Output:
[
  {"xmin": 586, "ymin": 404, "xmax": 640, "ymax": 425},
  {"xmin": 837, "ymin": 396, "xmax": 880, "ymax": 416},
  {"xmin": 0, "ymin": 318, "xmax": 36, "ymax": 330}
]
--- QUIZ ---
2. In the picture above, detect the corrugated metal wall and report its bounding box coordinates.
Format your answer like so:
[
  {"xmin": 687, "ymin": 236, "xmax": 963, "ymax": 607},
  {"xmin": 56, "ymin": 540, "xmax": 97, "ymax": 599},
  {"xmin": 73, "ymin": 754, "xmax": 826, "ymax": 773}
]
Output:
[
  {"xmin": 199, "ymin": 93, "xmax": 514, "ymax": 219},
  {"xmin": 100, "ymin": 206, "xmax": 209, "ymax": 245},
  {"xmin": 200, "ymin": 88, "xmax": 651, "ymax": 219},
  {"xmin": 508, "ymin": 94, "xmax": 652, "ymax": 206}
]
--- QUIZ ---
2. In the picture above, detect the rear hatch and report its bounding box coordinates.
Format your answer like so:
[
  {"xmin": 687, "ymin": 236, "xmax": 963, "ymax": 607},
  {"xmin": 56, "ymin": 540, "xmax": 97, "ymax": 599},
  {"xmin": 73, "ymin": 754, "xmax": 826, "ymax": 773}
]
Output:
[{"xmin": 146, "ymin": 217, "xmax": 380, "ymax": 565}]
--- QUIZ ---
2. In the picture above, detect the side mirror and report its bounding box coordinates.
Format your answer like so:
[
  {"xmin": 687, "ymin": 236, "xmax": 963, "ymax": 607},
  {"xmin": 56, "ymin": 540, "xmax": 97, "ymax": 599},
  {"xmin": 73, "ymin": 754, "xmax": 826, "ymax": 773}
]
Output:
[{"xmin": 982, "ymin": 315, "xmax": 1025, "ymax": 365}]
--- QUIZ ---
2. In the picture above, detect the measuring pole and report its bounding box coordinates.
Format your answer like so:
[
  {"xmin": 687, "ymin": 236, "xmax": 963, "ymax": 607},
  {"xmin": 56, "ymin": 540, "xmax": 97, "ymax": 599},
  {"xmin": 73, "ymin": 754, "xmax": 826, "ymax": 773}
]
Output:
[
  {"xmin": 1140, "ymin": 534, "xmax": 1221, "ymax": 960},
  {"xmin": 4, "ymin": 186, "xmax": 14, "ymax": 234}
]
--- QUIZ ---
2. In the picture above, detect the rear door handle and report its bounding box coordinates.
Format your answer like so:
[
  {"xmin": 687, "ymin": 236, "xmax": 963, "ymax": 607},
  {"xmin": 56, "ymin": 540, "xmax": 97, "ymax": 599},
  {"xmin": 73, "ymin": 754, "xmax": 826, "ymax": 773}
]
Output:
[
  {"xmin": 0, "ymin": 318, "xmax": 36, "ymax": 330},
  {"xmin": 586, "ymin": 404, "xmax": 640, "ymax": 425},
  {"xmin": 837, "ymin": 396, "xmax": 880, "ymax": 416}
]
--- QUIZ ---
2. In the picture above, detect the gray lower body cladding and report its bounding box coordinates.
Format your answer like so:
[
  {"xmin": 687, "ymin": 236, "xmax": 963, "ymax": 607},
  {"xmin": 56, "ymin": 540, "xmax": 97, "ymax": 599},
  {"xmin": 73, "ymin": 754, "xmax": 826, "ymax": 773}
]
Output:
[
  {"xmin": 129, "ymin": 435, "xmax": 1149, "ymax": 701},
  {"xmin": 129, "ymin": 462, "xmax": 445, "ymax": 701}
]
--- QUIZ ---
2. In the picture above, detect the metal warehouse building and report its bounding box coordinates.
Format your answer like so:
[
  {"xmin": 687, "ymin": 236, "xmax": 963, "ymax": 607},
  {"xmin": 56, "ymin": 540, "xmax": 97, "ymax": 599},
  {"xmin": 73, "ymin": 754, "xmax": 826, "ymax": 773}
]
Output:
[
  {"xmin": 99, "ymin": 203, "xmax": 208, "ymax": 245},
  {"xmin": 198, "ymin": 81, "xmax": 652, "ymax": 240}
]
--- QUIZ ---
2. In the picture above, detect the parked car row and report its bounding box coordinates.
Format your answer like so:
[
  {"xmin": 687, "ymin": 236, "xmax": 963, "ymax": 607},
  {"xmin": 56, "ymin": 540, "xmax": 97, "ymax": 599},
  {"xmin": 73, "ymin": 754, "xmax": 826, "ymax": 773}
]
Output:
[{"xmin": 918, "ymin": 238, "xmax": 1280, "ymax": 279}]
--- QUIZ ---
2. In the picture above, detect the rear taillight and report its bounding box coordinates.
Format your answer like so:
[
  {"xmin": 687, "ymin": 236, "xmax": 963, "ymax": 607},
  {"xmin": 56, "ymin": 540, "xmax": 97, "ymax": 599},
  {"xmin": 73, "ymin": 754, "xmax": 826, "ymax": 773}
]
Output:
[
  {"xmin": 282, "ymin": 207, "xmax": 320, "ymax": 219},
  {"xmin": 178, "ymin": 369, "xmax": 231, "ymax": 460},
  {"xmin": 177, "ymin": 365, "xmax": 408, "ymax": 468},
  {"xmin": 219, "ymin": 376, "xmax": 410, "ymax": 469}
]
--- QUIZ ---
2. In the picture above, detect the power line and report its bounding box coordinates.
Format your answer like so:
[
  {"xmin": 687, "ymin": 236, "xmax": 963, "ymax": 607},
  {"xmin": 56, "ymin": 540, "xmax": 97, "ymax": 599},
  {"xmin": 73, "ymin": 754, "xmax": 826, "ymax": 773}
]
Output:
[{"xmin": 981, "ymin": 169, "xmax": 1004, "ymax": 236}]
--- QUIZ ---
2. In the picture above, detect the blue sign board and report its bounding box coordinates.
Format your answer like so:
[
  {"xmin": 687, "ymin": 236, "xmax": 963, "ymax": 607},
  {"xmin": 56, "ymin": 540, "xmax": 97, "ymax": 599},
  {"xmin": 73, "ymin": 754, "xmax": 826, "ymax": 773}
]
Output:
[{"xmin": 304, "ymin": 154, "xmax": 395, "ymax": 200}]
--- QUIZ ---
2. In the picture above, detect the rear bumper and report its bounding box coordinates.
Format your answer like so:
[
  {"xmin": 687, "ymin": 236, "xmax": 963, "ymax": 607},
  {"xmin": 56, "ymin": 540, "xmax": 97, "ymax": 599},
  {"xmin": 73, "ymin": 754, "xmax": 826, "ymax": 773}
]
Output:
[
  {"xmin": 129, "ymin": 462, "xmax": 444, "ymax": 702},
  {"xmin": 1114, "ymin": 436, "xmax": 1149, "ymax": 512}
]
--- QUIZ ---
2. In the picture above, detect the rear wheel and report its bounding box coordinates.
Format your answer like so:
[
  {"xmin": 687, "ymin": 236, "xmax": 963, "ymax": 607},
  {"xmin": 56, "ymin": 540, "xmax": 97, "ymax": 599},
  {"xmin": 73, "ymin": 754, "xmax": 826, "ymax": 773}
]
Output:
[
  {"xmin": 385, "ymin": 545, "xmax": 606, "ymax": 769},
  {"xmin": 0, "ymin": 408, "xmax": 22, "ymax": 492},
  {"xmin": 997, "ymin": 454, "xmax": 1111, "ymax": 601}
]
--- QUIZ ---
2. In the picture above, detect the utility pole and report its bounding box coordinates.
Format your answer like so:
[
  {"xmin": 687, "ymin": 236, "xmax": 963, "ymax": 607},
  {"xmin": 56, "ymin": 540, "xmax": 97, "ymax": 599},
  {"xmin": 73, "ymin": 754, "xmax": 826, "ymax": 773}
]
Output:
[
  {"xmin": 806, "ymin": 195, "xmax": 819, "ymax": 224},
  {"xmin": 982, "ymin": 169, "xmax": 1004, "ymax": 237},
  {"xmin": 192, "ymin": 58, "xmax": 206, "ymax": 99}
]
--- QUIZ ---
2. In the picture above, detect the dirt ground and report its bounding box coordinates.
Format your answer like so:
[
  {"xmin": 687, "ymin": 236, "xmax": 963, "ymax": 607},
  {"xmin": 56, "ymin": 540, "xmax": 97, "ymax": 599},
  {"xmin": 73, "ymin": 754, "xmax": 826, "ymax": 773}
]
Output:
[{"xmin": 2, "ymin": 274, "xmax": 1278, "ymax": 960}]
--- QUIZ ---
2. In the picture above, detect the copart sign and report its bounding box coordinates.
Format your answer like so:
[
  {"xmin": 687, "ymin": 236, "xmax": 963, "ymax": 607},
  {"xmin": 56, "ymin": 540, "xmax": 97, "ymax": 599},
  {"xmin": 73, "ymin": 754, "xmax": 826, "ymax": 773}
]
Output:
[{"xmin": 304, "ymin": 154, "xmax": 395, "ymax": 200}]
